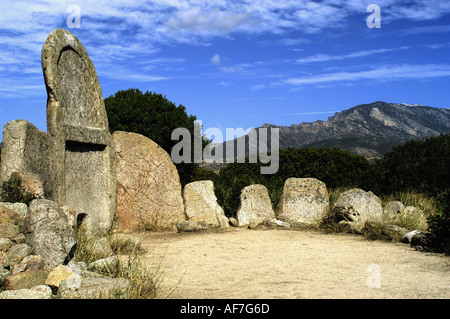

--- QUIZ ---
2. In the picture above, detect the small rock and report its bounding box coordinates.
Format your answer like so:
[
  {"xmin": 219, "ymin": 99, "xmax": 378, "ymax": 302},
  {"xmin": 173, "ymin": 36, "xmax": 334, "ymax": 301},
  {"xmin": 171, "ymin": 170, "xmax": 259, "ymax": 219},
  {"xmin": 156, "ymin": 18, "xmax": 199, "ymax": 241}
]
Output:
[
  {"xmin": 6, "ymin": 243, "xmax": 32, "ymax": 268},
  {"xmin": 87, "ymin": 255, "xmax": 130, "ymax": 274},
  {"xmin": 31, "ymin": 285, "xmax": 53, "ymax": 298},
  {"xmin": 0, "ymin": 251, "xmax": 10, "ymax": 268},
  {"xmin": 410, "ymin": 232, "xmax": 430, "ymax": 247},
  {"xmin": 67, "ymin": 260, "xmax": 88, "ymax": 272},
  {"xmin": 0, "ymin": 288, "xmax": 52, "ymax": 299},
  {"xmin": 56, "ymin": 277, "xmax": 130, "ymax": 299},
  {"xmin": 0, "ymin": 202, "xmax": 28, "ymax": 219},
  {"xmin": 176, "ymin": 220, "xmax": 208, "ymax": 232},
  {"xmin": 11, "ymin": 233, "xmax": 25, "ymax": 244},
  {"xmin": 86, "ymin": 237, "xmax": 115, "ymax": 260},
  {"xmin": 382, "ymin": 224, "xmax": 409, "ymax": 241},
  {"xmin": 12, "ymin": 255, "xmax": 45, "ymax": 274},
  {"xmin": 0, "ymin": 268, "xmax": 11, "ymax": 286},
  {"xmin": 0, "ymin": 222, "xmax": 20, "ymax": 239},
  {"xmin": 0, "ymin": 205, "xmax": 26, "ymax": 229},
  {"xmin": 0, "ymin": 237, "xmax": 14, "ymax": 251},
  {"xmin": 228, "ymin": 217, "xmax": 239, "ymax": 227},
  {"xmin": 3, "ymin": 269, "xmax": 49, "ymax": 290},
  {"xmin": 401, "ymin": 230, "xmax": 423, "ymax": 244},
  {"xmin": 267, "ymin": 219, "xmax": 291, "ymax": 228},
  {"xmin": 45, "ymin": 265, "xmax": 81, "ymax": 288},
  {"xmin": 384, "ymin": 201, "xmax": 405, "ymax": 218}
]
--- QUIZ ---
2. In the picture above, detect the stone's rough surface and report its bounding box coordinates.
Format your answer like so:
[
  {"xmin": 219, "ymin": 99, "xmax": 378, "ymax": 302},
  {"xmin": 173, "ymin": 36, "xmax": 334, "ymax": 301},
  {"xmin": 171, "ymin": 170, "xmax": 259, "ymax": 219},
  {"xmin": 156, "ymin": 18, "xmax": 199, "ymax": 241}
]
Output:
[
  {"xmin": 0, "ymin": 251, "xmax": 9, "ymax": 268},
  {"xmin": 183, "ymin": 180, "xmax": 228, "ymax": 229},
  {"xmin": 0, "ymin": 202, "xmax": 28, "ymax": 219},
  {"xmin": 56, "ymin": 277, "xmax": 130, "ymax": 299},
  {"xmin": 176, "ymin": 220, "xmax": 208, "ymax": 232},
  {"xmin": 384, "ymin": 201, "xmax": 405, "ymax": 218},
  {"xmin": 332, "ymin": 188, "xmax": 383, "ymax": 222},
  {"xmin": 0, "ymin": 237, "xmax": 14, "ymax": 251},
  {"xmin": 276, "ymin": 178, "xmax": 329, "ymax": 225},
  {"xmin": 42, "ymin": 28, "xmax": 116, "ymax": 236},
  {"xmin": 2, "ymin": 270, "xmax": 49, "ymax": 290},
  {"xmin": 0, "ymin": 120, "xmax": 49, "ymax": 185},
  {"xmin": 24, "ymin": 199, "xmax": 77, "ymax": 271},
  {"xmin": 0, "ymin": 288, "xmax": 52, "ymax": 299},
  {"xmin": 45, "ymin": 265, "xmax": 80, "ymax": 288},
  {"xmin": 82, "ymin": 236, "xmax": 114, "ymax": 260},
  {"xmin": 5, "ymin": 243, "xmax": 32, "ymax": 268},
  {"xmin": 401, "ymin": 230, "xmax": 424, "ymax": 244},
  {"xmin": 12, "ymin": 255, "xmax": 44, "ymax": 274},
  {"xmin": 0, "ymin": 222, "xmax": 20, "ymax": 239},
  {"xmin": 0, "ymin": 205, "xmax": 26, "ymax": 229},
  {"xmin": 113, "ymin": 131, "xmax": 185, "ymax": 231},
  {"xmin": 236, "ymin": 184, "xmax": 275, "ymax": 227},
  {"xmin": 382, "ymin": 225, "xmax": 410, "ymax": 241}
]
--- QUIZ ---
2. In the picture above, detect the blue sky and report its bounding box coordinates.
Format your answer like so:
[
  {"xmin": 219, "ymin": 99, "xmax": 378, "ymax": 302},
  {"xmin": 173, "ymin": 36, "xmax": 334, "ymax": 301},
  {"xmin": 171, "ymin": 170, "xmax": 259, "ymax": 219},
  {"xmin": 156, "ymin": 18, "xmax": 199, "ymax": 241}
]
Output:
[{"xmin": 1, "ymin": 0, "xmax": 449, "ymax": 142}]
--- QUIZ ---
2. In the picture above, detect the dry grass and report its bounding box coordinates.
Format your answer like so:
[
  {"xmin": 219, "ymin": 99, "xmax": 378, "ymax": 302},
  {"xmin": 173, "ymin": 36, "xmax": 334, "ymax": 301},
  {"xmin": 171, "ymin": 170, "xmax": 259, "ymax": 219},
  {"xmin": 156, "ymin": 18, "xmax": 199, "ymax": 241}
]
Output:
[
  {"xmin": 73, "ymin": 228, "xmax": 173, "ymax": 299},
  {"xmin": 320, "ymin": 189, "xmax": 437, "ymax": 240}
]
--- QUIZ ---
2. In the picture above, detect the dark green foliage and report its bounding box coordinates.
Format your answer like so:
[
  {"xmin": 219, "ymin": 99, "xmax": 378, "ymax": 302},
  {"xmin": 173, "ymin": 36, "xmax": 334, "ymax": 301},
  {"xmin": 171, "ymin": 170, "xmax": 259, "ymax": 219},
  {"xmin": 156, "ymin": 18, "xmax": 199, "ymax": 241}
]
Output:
[
  {"xmin": 104, "ymin": 88, "xmax": 209, "ymax": 185},
  {"xmin": 0, "ymin": 178, "xmax": 37, "ymax": 205},
  {"xmin": 213, "ymin": 147, "xmax": 374, "ymax": 217},
  {"xmin": 425, "ymin": 189, "xmax": 450, "ymax": 254},
  {"xmin": 376, "ymin": 134, "xmax": 450, "ymax": 195},
  {"xmin": 375, "ymin": 134, "xmax": 450, "ymax": 253}
]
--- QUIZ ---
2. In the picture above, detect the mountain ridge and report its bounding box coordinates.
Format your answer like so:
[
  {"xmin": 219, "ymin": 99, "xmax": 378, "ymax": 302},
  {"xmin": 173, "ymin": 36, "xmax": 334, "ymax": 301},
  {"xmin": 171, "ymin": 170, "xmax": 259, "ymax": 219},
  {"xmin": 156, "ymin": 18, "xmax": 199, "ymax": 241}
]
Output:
[{"xmin": 209, "ymin": 101, "xmax": 450, "ymax": 163}]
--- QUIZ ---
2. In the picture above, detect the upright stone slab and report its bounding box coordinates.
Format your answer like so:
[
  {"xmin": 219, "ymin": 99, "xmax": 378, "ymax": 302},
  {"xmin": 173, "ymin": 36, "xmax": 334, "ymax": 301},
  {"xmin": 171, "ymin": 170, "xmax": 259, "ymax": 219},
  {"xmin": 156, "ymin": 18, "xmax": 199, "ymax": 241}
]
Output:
[
  {"xmin": 0, "ymin": 120, "xmax": 49, "ymax": 185},
  {"xmin": 275, "ymin": 178, "xmax": 329, "ymax": 226},
  {"xmin": 113, "ymin": 131, "xmax": 185, "ymax": 231},
  {"xmin": 183, "ymin": 180, "xmax": 229, "ymax": 229},
  {"xmin": 41, "ymin": 29, "xmax": 116, "ymax": 235},
  {"xmin": 332, "ymin": 188, "xmax": 383, "ymax": 222},
  {"xmin": 236, "ymin": 184, "xmax": 275, "ymax": 227}
]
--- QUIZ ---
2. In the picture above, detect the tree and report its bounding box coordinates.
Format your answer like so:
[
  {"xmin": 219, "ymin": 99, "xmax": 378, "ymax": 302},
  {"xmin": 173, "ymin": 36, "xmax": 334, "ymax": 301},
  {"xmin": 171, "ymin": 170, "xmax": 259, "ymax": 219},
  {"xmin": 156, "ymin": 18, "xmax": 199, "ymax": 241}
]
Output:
[{"xmin": 104, "ymin": 88, "xmax": 209, "ymax": 185}]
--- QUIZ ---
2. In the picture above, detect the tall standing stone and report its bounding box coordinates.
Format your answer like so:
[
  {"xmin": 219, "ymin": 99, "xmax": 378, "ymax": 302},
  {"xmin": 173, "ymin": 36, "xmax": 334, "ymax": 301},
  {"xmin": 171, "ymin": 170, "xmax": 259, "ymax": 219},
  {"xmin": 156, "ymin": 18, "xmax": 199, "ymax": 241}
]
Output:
[
  {"xmin": 41, "ymin": 29, "xmax": 116, "ymax": 235},
  {"xmin": 275, "ymin": 178, "xmax": 329, "ymax": 226},
  {"xmin": 113, "ymin": 131, "xmax": 185, "ymax": 231}
]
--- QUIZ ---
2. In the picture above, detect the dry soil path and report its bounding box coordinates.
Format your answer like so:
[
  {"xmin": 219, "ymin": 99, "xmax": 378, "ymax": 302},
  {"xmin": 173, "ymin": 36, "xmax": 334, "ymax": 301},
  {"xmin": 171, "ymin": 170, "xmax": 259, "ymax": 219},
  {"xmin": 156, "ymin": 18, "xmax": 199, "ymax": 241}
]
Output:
[{"xmin": 141, "ymin": 228, "xmax": 450, "ymax": 299}]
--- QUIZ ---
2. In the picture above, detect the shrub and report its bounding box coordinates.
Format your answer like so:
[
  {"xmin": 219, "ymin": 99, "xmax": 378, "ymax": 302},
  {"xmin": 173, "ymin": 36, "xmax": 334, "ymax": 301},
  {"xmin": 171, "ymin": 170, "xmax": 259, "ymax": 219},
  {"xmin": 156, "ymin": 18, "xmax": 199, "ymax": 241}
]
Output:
[
  {"xmin": 0, "ymin": 178, "xmax": 37, "ymax": 205},
  {"xmin": 73, "ymin": 228, "xmax": 171, "ymax": 299}
]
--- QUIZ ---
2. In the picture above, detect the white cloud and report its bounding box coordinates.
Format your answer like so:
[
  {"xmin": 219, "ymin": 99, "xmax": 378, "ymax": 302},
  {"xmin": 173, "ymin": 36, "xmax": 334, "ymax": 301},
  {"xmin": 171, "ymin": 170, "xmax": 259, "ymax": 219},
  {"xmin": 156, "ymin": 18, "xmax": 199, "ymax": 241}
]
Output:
[
  {"xmin": 210, "ymin": 53, "xmax": 221, "ymax": 65},
  {"xmin": 0, "ymin": 0, "xmax": 449, "ymax": 91},
  {"xmin": 284, "ymin": 64, "xmax": 450, "ymax": 86},
  {"xmin": 296, "ymin": 47, "xmax": 410, "ymax": 63},
  {"xmin": 250, "ymin": 84, "xmax": 265, "ymax": 91}
]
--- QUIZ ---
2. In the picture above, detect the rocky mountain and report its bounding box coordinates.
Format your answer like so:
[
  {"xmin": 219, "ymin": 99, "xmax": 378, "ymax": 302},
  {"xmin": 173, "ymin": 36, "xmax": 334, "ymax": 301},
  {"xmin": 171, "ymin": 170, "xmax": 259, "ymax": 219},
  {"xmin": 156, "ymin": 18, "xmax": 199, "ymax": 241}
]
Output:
[{"xmin": 210, "ymin": 101, "xmax": 450, "ymax": 162}]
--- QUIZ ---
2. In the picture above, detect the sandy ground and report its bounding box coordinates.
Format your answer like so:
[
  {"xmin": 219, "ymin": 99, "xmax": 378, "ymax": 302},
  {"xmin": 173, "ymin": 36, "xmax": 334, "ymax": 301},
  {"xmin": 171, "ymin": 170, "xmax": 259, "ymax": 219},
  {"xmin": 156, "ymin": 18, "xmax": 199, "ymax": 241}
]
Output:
[{"xmin": 141, "ymin": 228, "xmax": 450, "ymax": 299}]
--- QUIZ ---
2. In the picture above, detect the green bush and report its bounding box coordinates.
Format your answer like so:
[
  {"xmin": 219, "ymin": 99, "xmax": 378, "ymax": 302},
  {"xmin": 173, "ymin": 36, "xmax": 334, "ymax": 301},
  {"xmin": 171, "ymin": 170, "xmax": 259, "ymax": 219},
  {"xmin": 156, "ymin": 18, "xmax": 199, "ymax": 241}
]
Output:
[
  {"xmin": 0, "ymin": 178, "xmax": 37, "ymax": 205},
  {"xmin": 104, "ymin": 88, "xmax": 210, "ymax": 185}
]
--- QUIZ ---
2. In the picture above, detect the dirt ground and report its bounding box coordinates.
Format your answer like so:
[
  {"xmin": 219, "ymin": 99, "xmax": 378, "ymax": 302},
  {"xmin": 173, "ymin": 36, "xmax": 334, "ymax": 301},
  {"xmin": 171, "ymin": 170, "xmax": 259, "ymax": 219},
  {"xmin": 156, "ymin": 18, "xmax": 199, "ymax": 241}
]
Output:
[{"xmin": 141, "ymin": 228, "xmax": 450, "ymax": 299}]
